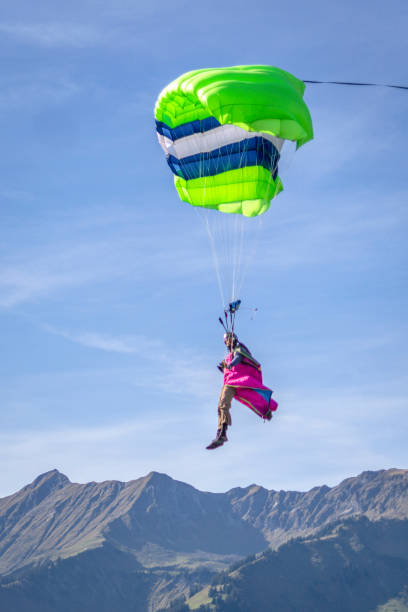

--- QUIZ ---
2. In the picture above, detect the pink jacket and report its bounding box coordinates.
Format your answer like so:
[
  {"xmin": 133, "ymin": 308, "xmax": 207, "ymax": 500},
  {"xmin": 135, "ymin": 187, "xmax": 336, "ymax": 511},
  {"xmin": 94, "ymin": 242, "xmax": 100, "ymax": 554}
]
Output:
[{"xmin": 223, "ymin": 352, "xmax": 278, "ymax": 419}]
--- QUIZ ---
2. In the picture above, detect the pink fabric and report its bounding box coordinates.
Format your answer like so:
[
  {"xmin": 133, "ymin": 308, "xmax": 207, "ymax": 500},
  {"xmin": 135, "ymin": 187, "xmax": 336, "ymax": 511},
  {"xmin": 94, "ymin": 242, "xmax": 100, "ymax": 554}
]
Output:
[{"xmin": 223, "ymin": 352, "xmax": 278, "ymax": 419}]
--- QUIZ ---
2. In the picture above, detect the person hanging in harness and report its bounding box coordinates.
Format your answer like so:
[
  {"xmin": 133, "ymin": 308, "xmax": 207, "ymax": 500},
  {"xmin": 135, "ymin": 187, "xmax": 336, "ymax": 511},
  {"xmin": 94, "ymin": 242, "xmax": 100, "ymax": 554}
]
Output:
[{"xmin": 206, "ymin": 332, "xmax": 278, "ymax": 450}]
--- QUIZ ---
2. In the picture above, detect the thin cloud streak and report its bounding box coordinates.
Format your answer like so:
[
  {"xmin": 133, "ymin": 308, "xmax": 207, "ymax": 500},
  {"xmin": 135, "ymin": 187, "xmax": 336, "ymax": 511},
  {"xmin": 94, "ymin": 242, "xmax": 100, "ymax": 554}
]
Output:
[
  {"xmin": 0, "ymin": 326, "xmax": 219, "ymax": 413},
  {"xmin": 1, "ymin": 177, "xmax": 406, "ymax": 310},
  {"xmin": 258, "ymin": 189, "xmax": 408, "ymax": 270},
  {"xmin": 0, "ymin": 242, "xmax": 129, "ymax": 308},
  {"xmin": 0, "ymin": 232, "xmax": 211, "ymax": 309},
  {"xmin": 0, "ymin": 22, "xmax": 106, "ymax": 47},
  {"xmin": 47, "ymin": 326, "xmax": 219, "ymax": 400},
  {"xmin": 297, "ymin": 90, "xmax": 404, "ymax": 185},
  {"xmin": 44, "ymin": 326, "xmax": 164, "ymax": 355},
  {"xmin": 1, "ymin": 385, "xmax": 406, "ymax": 497},
  {"xmin": 0, "ymin": 74, "xmax": 80, "ymax": 110}
]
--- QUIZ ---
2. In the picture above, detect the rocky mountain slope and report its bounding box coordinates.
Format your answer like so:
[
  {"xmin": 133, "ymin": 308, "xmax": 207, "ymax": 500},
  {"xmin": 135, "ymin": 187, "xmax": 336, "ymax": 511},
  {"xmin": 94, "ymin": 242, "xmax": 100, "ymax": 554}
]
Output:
[
  {"xmin": 227, "ymin": 467, "xmax": 408, "ymax": 547},
  {"xmin": 0, "ymin": 470, "xmax": 266, "ymax": 576},
  {"xmin": 1, "ymin": 468, "xmax": 407, "ymax": 576},
  {"xmin": 190, "ymin": 517, "xmax": 408, "ymax": 612},
  {"xmin": 0, "ymin": 468, "xmax": 407, "ymax": 611}
]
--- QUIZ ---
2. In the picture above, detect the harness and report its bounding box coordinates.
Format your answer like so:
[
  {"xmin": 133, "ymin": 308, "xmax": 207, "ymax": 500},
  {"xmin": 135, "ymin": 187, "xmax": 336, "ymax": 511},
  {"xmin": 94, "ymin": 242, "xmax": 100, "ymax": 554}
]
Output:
[
  {"xmin": 235, "ymin": 344, "xmax": 261, "ymax": 370},
  {"xmin": 218, "ymin": 300, "xmax": 261, "ymax": 370}
]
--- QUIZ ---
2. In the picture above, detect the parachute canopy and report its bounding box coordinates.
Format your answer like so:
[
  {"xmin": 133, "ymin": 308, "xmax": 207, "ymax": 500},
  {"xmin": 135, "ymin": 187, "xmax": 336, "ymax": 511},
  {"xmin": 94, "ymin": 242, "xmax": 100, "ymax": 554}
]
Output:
[{"xmin": 155, "ymin": 65, "xmax": 313, "ymax": 217}]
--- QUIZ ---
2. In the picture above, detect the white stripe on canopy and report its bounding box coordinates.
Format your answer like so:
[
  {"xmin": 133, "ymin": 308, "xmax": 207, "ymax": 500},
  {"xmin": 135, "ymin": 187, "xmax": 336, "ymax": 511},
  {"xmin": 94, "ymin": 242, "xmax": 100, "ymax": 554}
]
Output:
[{"xmin": 157, "ymin": 123, "xmax": 285, "ymax": 160}]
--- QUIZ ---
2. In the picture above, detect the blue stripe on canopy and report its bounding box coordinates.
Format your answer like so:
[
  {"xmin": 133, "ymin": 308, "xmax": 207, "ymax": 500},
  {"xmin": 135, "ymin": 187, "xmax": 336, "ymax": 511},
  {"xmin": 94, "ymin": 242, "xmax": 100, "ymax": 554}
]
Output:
[
  {"xmin": 156, "ymin": 117, "xmax": 221, "ymax": 141},
  {"xmin": 166, "ymin": 137, "xmax": 280, "ymax": 181}
]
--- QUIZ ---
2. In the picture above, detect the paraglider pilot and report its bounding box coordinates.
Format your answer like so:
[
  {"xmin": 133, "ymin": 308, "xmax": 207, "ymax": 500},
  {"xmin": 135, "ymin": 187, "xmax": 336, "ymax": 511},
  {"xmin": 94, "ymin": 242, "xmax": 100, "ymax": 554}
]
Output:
[{"xmin": 206, "ymin": 332, "xmax": 278, "ymax": 450}]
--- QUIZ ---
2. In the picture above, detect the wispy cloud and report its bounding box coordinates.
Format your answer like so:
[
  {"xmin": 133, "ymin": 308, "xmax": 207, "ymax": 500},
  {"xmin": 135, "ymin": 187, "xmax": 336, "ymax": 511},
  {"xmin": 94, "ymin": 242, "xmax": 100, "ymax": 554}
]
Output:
[
  {"xmin": 256, "ymin": 187, "xmax": 408, "ymax": 271},
  {"xmin": 1, "ymin": 383, "xmax": 407, "ymax": 498},
  {"xmin": 292, "ymin": 87, "xmax": 405, "ymax": 189},
  {"xmin": 0, "ymin": 242, "xmax": 129, "ymax": 308},
  {"xmin": 0, "ymin": 205, "xmax": 212, "ymax": 309},
  {"xmin": 0, "ymin": 318, "xmax": 219, "ymax": 421},
  {"xmin": 0, "ymin": 415, "xmax": 192, "ymax": 497},
  {"xmin": 0, "ymin": 22, "xmax": 106, "ymax": 47},
  {"xmin": 44, "ymin": 326, "xmax": 164, "ymax": 355},
  {"xmin": 41, "ymin": 324, "xmax": 219, "ymax": 401},
  {"xmin": 0, "ymin": 74, "xmax": 80, "ymax": 111}
]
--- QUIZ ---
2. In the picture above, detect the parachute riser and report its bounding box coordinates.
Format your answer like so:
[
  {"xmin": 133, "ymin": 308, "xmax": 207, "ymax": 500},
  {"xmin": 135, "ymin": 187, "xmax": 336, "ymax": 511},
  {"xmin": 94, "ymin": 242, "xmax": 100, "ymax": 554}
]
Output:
[{"xmin": 219, "ymin": 299, "xmax": 241, "ymax": 335}]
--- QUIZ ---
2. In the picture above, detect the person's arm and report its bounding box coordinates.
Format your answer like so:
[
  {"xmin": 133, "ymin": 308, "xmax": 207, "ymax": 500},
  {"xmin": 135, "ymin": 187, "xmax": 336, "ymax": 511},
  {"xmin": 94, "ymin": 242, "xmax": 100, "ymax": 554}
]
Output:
[
  {"xmin": 217, "ymin": 359, "xmax": 226, "ymax": 372},
  {"xmin": 226, "ymin": 351, "xmax": 243, "ymax": 368}
]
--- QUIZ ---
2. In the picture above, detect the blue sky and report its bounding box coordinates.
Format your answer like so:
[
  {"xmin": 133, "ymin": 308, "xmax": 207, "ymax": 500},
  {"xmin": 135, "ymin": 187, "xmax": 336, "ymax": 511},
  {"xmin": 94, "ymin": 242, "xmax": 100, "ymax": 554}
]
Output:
[{"xmin": 1, "ymin": 0, "xmax": 407, "ymax": 497}]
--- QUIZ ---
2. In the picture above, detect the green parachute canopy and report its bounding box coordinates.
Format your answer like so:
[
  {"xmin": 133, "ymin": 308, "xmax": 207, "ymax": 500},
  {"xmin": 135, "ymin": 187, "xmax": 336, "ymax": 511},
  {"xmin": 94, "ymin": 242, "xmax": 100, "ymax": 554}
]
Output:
[{"xmin": 155, "ymin": 65, "xmax": 313, "ymax": 217}]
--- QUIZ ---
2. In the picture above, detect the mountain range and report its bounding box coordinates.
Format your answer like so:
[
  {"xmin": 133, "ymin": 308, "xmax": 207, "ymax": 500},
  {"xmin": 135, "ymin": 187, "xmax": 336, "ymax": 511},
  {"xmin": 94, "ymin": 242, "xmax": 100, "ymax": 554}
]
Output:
[
  {"xmin": 188, "ymin": 517, "xmax": 408, "ymax": 612},
  {"xmin": 0, "ymin": 468, "xmax": 407, "ymax": 611}
]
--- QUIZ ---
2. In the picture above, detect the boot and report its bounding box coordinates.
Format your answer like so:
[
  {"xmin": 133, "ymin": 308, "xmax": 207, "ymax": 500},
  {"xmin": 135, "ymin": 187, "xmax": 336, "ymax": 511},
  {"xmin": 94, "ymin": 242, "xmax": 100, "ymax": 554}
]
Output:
[
  {"xmin": 264, "ymin": 409, "xmax": 273, "ymax": 421},
  {"xmin": 206, "ymin": 423, "xmax": 228, "ymax": 450}
]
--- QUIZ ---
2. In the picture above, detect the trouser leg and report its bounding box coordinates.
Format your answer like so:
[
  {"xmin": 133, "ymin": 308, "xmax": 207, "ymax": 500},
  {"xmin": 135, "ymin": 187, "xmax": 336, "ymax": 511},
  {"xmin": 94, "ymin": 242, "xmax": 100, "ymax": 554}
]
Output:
[
  {"xmin": 206, "ymin": 386, "xmax": 235, "ymax": 450},
  {"xmin": 217, "ymin": 385, "xmax": 235, "ymax": 429}
]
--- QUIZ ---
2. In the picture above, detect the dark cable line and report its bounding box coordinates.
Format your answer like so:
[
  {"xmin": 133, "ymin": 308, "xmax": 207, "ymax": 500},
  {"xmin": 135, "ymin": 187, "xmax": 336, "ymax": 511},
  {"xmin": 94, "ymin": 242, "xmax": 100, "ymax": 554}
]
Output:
[{"xmin": 303, "ymin": 80, "xmax": 408, "ymax": 90}]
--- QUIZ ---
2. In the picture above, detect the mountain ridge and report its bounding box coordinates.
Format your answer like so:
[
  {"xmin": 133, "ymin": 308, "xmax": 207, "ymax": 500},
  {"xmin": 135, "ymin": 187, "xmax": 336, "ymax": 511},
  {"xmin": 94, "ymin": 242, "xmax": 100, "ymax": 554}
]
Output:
[
  {"xmin": 194, "ymin": 516, "xmax": 408, "ymax": 612},
  {"xmin": 0, "ymin": 468, "xmax": 407, "ymax": 611},
  {"xmin": 0, "ymin": 467, "xmax": 407, "ymax": 575}
]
